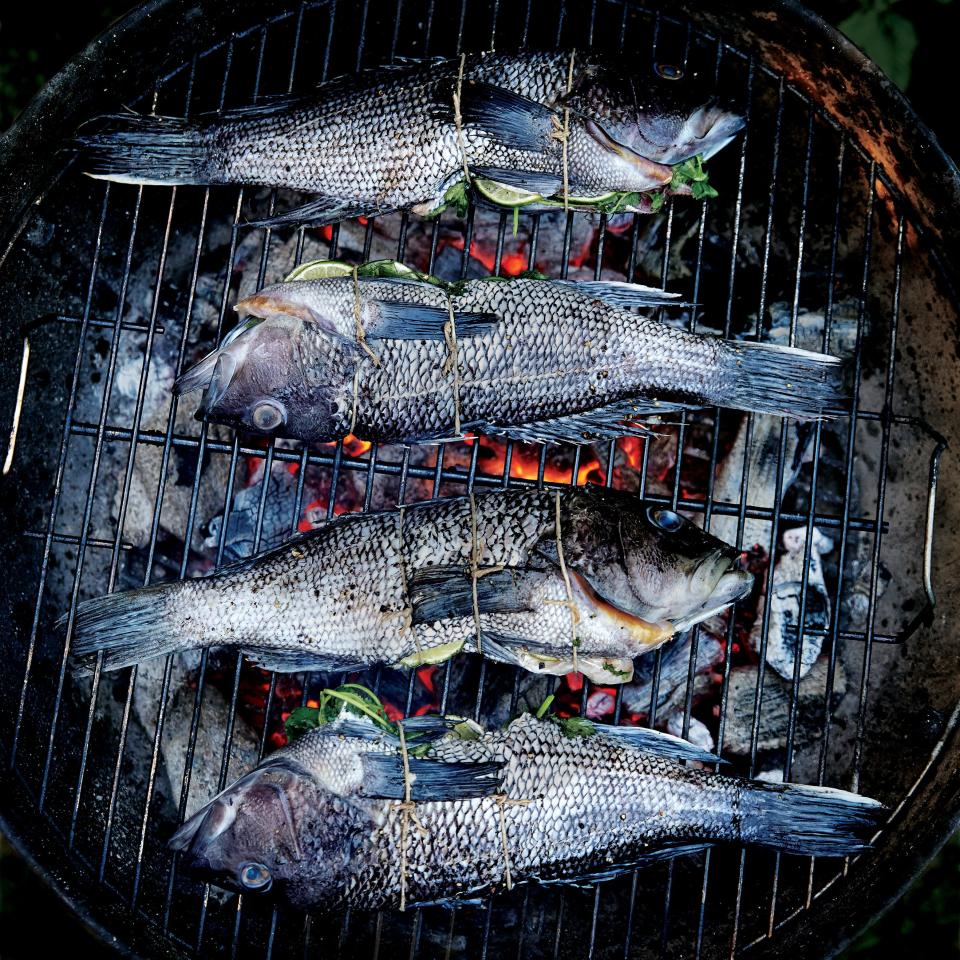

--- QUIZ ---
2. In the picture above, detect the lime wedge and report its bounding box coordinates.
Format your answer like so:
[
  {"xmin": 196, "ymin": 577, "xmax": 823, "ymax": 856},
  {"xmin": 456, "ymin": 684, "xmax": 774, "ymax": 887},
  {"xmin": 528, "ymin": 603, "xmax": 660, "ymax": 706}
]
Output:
[
  {"xmin": 283, "ymin": 259, "xmax": 354, "ymax": 282},
  {"xmin": 474, "ymin": 179, "xmax": 545, "ymax": 208}
]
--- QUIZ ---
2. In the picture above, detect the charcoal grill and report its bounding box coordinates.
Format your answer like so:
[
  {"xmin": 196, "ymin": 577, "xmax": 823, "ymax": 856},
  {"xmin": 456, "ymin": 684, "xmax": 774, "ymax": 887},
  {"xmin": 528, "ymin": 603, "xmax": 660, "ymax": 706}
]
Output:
[{"xmin": 0, "ymin": 1, "xmax": 958, "ymax": 957}]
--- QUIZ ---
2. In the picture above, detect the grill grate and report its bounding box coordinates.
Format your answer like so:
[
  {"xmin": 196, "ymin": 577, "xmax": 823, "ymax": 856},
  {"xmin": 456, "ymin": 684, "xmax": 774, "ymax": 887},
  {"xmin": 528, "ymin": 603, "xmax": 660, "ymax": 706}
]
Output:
[{"xmin": 0, "ymin": 1, "xmax": 952, "ymax": 958}]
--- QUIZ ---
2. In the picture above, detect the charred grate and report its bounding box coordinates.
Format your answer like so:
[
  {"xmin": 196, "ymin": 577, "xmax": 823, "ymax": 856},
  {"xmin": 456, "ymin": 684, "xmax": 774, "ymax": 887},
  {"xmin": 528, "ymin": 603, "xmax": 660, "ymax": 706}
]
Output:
[{"xmin": 0, "ymin": 1, "xmax": 953, "ymax": 959}]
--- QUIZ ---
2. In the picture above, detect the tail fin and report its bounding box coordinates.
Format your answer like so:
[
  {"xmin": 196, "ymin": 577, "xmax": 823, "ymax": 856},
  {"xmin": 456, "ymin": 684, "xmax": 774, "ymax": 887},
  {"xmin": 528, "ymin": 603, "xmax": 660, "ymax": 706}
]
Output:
[
  {"xmin": 76, "ymin": 114, "xmax": 213, "ymax": 186},
  {"xmin": 742, "ymin": 781, "xmax": 884, "ymax": 856},
  {"xmin": 63, "ymin": 584, "xmax": 180, "ymax": 673},
  {"xmin": 716, "ymin": 340, "xmax": 849, "ymax": 420}
]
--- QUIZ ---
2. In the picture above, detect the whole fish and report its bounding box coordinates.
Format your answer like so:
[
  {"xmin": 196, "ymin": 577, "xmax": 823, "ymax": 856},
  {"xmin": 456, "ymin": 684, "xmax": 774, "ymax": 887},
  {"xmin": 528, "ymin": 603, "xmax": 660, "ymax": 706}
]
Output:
[
  {"xmin": 67, "ymin": 487, "xmax": 753, "ymax": 685},
  {"xmin": 170, "ymin": 710, "xmax": 883, "ymax": 911},
  {"xmin": 76, "ymin": 51, "xmax": 744, "ymax": 225},
  {"xmin": 173, "ymin": 272, "xmax": 848, "ymax": 445}
]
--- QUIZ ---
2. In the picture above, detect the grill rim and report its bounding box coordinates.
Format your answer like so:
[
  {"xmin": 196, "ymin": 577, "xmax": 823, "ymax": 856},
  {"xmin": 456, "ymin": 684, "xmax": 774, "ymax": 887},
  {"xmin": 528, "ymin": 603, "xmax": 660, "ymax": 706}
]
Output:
[{"xmin": 0, "ymin": 1, "xmax": 958, "ymax": 958}]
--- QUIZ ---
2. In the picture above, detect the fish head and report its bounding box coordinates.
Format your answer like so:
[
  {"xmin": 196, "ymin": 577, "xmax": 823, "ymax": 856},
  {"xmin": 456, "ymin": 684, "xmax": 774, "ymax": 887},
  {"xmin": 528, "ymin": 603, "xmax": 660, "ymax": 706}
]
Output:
[
  {"xmin": 170, "ymin": 758, "xmax": 347, "ymax": 904},
  {"xmin": 567, "ymin": 59, "xmax": 744, "ymax": 175},
  {"xmin": 563, "ymin": 487, "xmax": 753, "ymax": 631},
  {"xmin": 174, "ymin": 293, "xmax": 355, "ymax": 442}
]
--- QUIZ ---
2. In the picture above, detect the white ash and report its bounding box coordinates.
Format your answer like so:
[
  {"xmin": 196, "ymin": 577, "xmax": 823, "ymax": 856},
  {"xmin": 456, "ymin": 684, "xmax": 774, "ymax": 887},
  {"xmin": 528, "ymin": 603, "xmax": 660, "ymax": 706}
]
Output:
[{"xmin": 752, "ymin": 526, "xmax": 833, "ymax": 681}]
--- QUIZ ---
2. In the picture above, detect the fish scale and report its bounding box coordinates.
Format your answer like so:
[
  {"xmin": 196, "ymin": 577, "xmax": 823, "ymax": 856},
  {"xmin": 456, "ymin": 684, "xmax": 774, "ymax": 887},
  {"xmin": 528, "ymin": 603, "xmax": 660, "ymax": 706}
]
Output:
[
  {"xmin": 68, "ymin": 487, "xmax": 754, "ymax": 683},
  {"xmin": 170, "ymin": 713, "xmax": 883, "ymax": 911},
  {"xmin": 182, "ymin": 264, "xmax": 847, "ymax": 448},
  {"xmin": 79, "ymin": 51, "xmax": 745, "ymax": 222}
]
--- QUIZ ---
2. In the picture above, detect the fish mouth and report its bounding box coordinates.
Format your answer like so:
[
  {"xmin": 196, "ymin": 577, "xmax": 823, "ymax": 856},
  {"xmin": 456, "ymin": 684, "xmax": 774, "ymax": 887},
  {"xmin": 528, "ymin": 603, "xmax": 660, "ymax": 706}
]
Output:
[{"xmin": 672, "ymin": 556, "xmax": 754, "ymax": 632}]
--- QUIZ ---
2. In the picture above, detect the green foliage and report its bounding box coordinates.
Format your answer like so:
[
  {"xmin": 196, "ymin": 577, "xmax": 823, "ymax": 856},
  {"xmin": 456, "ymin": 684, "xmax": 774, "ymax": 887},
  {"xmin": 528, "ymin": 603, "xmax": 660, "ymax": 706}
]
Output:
[
  {"xmin": 839, "ymin": 1, "xmax": 919, "ymax": 90},
  {"xmin": 284, "ymin": 683, "xmax": 395, "ymax": 742}
]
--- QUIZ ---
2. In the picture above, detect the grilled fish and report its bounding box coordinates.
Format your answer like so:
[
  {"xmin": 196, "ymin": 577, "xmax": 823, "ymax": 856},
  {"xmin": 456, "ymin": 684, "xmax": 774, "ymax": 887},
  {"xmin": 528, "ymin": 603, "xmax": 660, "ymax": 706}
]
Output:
[
  {"xmin": 76, "ymin": 51, "xmax": 744, "ymax": 225},
  {"xmin": 67, "ymin": 487, "xmax": 752, "ymax": 684},
  {"xmin": 170, "ymin": 710, "xmax": 883, "ymax": 911},
  {"xmin": 173, "ymin": 271, "xmax": 848, "ymax": 445}
]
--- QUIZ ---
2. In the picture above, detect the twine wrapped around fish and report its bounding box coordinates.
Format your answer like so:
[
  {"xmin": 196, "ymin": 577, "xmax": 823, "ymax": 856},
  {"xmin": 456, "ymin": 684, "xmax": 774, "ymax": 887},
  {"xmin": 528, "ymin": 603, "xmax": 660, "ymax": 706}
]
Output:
[
  {"xmin": 452, "ymin": 53, "xmax": 472, "ymax": 186},
  {"xmin": 544, "ymin": 491, "xmax": 581, "ymax": 670},
  {"xmin": 348, "ymin": 264, "xmax": 380, "ymax": 434},
  {"xmin": 442, "ymin": 294, "xmax": 464, "ymax": 437},
  {"xmin": 549, "ymin": 50, "xmax": 577, "ymax": 211},
  {"xmin": 394, "ymin": 506, "xmax": 422, "ymax": 656},
  {"xmin": 468, "ymin": 492, "xmax": 505, "ymax": 655},
  {"xmin": 394, "ymin": 723, "xmax": 428, "ymax": 912},
  {"xmin": 493, "ymin": 793, "xmax": 532, "ymax": 890}
]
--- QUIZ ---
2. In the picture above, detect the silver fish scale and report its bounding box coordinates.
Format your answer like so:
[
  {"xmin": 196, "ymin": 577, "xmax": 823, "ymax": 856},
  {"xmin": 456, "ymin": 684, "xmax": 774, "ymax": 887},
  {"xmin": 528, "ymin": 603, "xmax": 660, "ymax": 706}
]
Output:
[
  {"xmin": 209, "ymin": 52, "xmax": 663, "ymax": 206},
  {"xmin": 164, "ymin": 490, "xmax": 658, "ymax": 669},
  {"xmin": 276, "ymin": 714, "xmax": 743, "ymax": 909},
  {"xmin": 276, "ymin": 277, "xmax": 724, "ymax": 441}
]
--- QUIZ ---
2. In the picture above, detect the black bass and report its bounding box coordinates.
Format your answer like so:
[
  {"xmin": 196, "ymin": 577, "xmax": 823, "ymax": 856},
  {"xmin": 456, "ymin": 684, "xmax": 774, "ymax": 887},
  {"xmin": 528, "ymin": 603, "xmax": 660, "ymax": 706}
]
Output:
[
  {"xmin": 170, "ymin": 709, "xmax": 883, "ymax": 911},
  {"xmin": 173, "ymin": 267, "xmax": 848, "ymax": 445},
  {"xmin": 76, "ymin": 51, "xmax": 744, "ymax": 225},
  {"xmin": 67, "ymin": 487, "xmax": 752, "ymax": 684}
]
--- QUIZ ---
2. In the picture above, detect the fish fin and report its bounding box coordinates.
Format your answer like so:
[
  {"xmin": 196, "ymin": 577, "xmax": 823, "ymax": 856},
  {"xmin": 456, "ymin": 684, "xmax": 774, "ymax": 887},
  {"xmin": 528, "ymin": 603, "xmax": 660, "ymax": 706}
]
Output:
[
  {"xmin": 475, "ymin": 398, "xmax": 683, "ymax": 445},
  {"xmin": 408, "ymin": 566, "xmax": 529, "ymax": 625},
  {"xmin": 367, "ymin": 300, "xmax": 499, "ymax": 340},
  {"xmin": 75, "ymin": 113, "xmax": 213, "ymax": 185},
  {"xmin": 65, "ymin": 585, "xmax": 178, "ymax": 674},
  {"xmin": 547, "ymin": 279, "xmax": 685, "ymax": 309},
  {"xmin": 716, "ymin": 340, "xmax": 849, "ymax": 420},
  {"xmin": 593, "ymin": 724, "xmax": 729, "ymax": 765},
  {"xmin": 470, "ymin": 631, "xmax": 560, "ymax": 667},
  {"xmin": 174, "ymin": 317, "xmax": 266, "ymax": 395},
  {"xmin": 742, "ymin": 782, "xmax": 884, "ymax": 856},
  {"xmin": 458, "ymin": 82, "xmax": 558, "ymax": 153},
  {"xmin": 360, "ymin": 754, "xmax": 503, "ymax": 801},
  {"xmin": 240, "ymin": 646, "xmax": 368, "ymax": 674},
  {"xmin": 246, "ymin": 196, "xmax": 381, "ymax": 228},
  {"xmin": 470, "ymin": 166, "xmax": 563, "ymax": 196},
  {"xmin": 538, "ymin": 843, "xmax": 714, "ymax": 885}
]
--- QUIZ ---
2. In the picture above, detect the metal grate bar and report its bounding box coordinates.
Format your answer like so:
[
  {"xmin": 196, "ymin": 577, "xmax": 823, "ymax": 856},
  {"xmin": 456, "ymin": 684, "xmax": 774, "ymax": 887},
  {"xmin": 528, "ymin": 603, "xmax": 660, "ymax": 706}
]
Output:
[{"xmin": 2, "ymin": 4, "xmax": 947, "ymax": 959}]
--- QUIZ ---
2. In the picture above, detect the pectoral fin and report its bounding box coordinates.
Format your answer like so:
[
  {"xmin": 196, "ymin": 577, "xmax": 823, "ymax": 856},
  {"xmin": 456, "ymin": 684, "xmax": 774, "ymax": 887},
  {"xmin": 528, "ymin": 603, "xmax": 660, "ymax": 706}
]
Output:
[
  {"xmin": 361, "ymin": 753, "xmax": 503, "ymax": 800},
  {"xmin": 408, "ymin": 566, "xmax": 532, "ymax": 625}
]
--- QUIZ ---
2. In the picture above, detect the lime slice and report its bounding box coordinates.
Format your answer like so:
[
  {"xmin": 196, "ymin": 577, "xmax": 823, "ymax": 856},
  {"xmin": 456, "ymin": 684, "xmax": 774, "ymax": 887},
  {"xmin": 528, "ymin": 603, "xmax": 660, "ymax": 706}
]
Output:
[
  {"xmin": 283, "ymin": 259, "xmax": 354, "ymax": 282},
  {"xmin": 474, "ymin": 178, "xmax": 545, "ymax": 208},
  {"xmin": 359, "ymin": 259, "xmax": 427, "ymax": 282},
  {"xmin": 566, "ymin": 191, "xmax": 618, "ymax": 205}
]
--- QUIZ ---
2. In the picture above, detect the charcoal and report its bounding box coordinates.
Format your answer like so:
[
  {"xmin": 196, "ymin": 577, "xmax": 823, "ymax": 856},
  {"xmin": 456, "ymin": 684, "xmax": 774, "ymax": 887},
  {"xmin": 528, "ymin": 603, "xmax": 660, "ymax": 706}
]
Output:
[
  {"xmin": 722, "ymin": 657, "xmax": 847, "ymax": 756},
  {"xmin": 752, "ymin": 526, "xmax": 833, "ymax": 681}
]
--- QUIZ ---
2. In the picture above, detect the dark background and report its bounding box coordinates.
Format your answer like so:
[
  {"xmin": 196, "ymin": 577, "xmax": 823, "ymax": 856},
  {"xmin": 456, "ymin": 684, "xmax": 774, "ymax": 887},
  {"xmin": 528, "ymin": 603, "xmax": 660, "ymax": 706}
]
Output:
[{"xmin": 1, "ymin": 1, "xmax": 958, "ymax": 957}]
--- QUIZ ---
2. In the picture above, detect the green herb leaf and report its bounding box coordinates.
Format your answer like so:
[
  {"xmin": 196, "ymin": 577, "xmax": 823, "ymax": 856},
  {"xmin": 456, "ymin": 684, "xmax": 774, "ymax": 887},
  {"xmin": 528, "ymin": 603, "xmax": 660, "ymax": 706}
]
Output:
[
  {"xmin": 535, "ymin": 693, "xmax": 556, "ymax": 719},
  {"xmin": 284, "ymin": 706, "xmax": 324, "ymax": 743},
  {"xmin": 554, "ymin": 716, "xmax": 596, "ymax": 739},
  {"xmin": 649, "ymin": 191, "xmax": 667, "ymax": 214},
  {"xmin": 446, "ymin": 180, "xmax": 470, "ymax": 219},
  {"xmin": 601, "ymin": 662, "xmax": 633, "ymax": 679},
  {"xmin": 690, "ymin": 180, "xmax": 719, "ymax": 201}
]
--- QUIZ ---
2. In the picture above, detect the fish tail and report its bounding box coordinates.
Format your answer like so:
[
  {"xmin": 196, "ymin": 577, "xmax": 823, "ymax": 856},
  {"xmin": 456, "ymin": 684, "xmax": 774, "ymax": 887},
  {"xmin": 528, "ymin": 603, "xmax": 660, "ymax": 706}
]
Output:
[
  {"xmin": 741, "ymin": 781, "xmax": 884, "ymax": 856},
  {"xmin": 75, "ymin": 113, "xmax": 215, "ymax": 186},
  {"xmin": 716, "ymin": 340, "xmax": 849, "ymax": 420},
  {"xmin": 64, "ymin": 584, "xmax": 182, "ymax": 672}
]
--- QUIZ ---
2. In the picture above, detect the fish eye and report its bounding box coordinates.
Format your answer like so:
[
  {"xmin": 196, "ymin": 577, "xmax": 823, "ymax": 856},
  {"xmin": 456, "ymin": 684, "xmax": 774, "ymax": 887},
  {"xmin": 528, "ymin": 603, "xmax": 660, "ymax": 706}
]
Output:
[
  {"xmin": 251, "ymin": 400, "xmax": 286, "ymax": 431},
  {"xmin": 648, "ymin": 506, "xmax": 684, "ymax": 533},
  {"xmin": 655, "ymin": 62, "xmax": 684, "ymax": 81},
  {"xmin": 239, "ymin": 861, "xmax": 272, "ymax": 890}
]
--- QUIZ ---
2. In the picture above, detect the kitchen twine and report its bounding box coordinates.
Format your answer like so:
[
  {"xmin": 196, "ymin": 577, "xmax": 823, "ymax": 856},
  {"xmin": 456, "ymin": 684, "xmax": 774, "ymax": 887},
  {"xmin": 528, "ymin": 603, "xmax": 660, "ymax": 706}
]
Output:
[
  {"xmin": 493, "ymin": 794, "xmax": 532, "ymax": 890},
  {"xmin": 467, "ymin": 492, "xmax": 505, "ymax": 655},
  {"xmin": 549, "ymin": 50, "xmax": 577, "ymax": 212},
  {"xmin": 452, "ymin": 53, "xmax": 472, "ymax": 185},
  {"xmin": 394, "ymin": 723, "xmax": 428, "ymax": 912},
  {"xmin": 544, "ymin": 491, "xmax": 581, "ymax": 670},
  {"xmin": 348, "ymin": 265, "xmax": 381, "ymax": 434},
  {"xmin": 395, "ymin": 506, "xmax": 423, "ymax": 656},
  {"xmin": 442, "ymin": 295, "xmax": 464, "ymax": 437}
]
